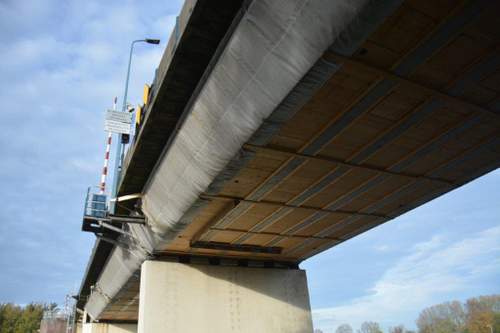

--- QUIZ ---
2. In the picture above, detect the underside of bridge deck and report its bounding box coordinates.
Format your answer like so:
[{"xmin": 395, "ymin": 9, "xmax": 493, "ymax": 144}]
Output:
[
  {"xmin": 158, "ymin": 0, "xmax": 500, "ymax": 262},
  {"xmin": 79, "ymin": 0, "xmax": 500, "ymax": 324}
]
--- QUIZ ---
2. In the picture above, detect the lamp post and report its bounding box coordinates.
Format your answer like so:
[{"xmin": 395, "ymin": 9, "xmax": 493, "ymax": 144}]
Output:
[{"xmin": 110, "ymin": 38, "xmax": 160, "ymax": 213}]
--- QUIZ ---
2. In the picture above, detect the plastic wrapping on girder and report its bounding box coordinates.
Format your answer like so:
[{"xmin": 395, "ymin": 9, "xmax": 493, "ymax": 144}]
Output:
[
  {"xmin": 84, "ymin": 0, "xmax": 407, "ymax": 319},
  {"xmin": 143, "ymin": 0, "xmax": 369, "ymax": 237}
]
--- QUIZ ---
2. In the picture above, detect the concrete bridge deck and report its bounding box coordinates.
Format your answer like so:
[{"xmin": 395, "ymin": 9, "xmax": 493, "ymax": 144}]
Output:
[{"xmin": 77, "ymin": 0, "xmax": 500, "ymax": 328}]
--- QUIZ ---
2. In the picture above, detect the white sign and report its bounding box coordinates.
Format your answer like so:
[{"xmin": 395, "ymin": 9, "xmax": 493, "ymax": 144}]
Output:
[
  {"xmin": 104, "ymin": 110, "xmax": 133, "ymax": 134},
  {"xmin": 104, "ymin": 121, "xmax": 131, "ymax": 134},
  {"xmin": 105, "ymin": 110, "xmax": 132, "ymax": 123}
]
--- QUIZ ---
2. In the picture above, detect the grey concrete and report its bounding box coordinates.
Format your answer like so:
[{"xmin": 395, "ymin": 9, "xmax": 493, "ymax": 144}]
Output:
[
  {"xmin": 82, "ymin": 323, "xmax": 136, "ymax": 333},
  {"xmin": 138, "ymin": 261, "xmax": 313, "ymax": 333}
]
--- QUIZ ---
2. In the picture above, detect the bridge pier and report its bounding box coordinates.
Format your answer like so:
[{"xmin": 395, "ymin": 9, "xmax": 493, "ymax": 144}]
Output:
[
  {"xmin": 81, "ymin": 322, "xmax": 137, "ymax": 333},
  {"xmin": 138, "ymin": 260, "xmax": 313, "ymax": 333}
]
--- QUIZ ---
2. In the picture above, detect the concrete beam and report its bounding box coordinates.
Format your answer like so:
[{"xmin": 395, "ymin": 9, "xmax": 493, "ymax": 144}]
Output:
[{"xmin": 138, "ymin": 261, "xmax": 313, "ymax": 333}]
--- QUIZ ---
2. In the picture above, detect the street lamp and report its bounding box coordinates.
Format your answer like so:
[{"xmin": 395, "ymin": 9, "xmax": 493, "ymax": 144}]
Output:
[
  {"xmin": 110, "ymin": 38, "xmax": 160, "ymax": 212},
  {"xmin": 145, "ymin": 39, "xmax": 161, "ymax": 45}
]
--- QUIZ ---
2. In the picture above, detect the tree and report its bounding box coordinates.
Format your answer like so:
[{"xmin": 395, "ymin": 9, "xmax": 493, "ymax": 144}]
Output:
[
  {"xmin": 493, "ymin": 312, "xmax": 500, "ymax": 333},
  {"xmin": 416, "ymin": 301, "xmax": 466, "ymax": 333},
  {"xmin": 17, "ymin": 303, "xmax": 45, "ymax": 333},
  {"xmin": 336, "ymin": 324, "xmax": 354, "ymax": 333},
  {"xmin": 0, "ymin": 302, "xmax": 50, "ymax": 333},
  {"xmin": 466, "ymin": 295, "xmax": 500, "ymax": 333},
  {"xmin": 389, "ymin": 325, "xmax": 416, "ymax": 333},
  {"xmin": 389, "ymin": 325, "xmax": 406, "ymax": 333},
  {"xmin": 0, "ymin": 303, "xmax": 22, "ymax": 333},
  {"xmin": 358, "ymin": 321, "xmax": 383, "ymax": 333}
]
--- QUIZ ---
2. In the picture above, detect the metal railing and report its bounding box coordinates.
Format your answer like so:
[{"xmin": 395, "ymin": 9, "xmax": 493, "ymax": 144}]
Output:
[{"xmin": 83, "ymin": 187, "xmax": 108, "ymax": 219}]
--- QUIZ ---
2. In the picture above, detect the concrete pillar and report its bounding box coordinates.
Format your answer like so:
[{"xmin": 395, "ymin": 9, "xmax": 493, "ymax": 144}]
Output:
[
  {"xmin": 82, "ymin": 323, "xmax": 137, "ymax": 333},
  {"xmin": 138, "ymin": 261, "xmax": 313, "ymax": 333}
]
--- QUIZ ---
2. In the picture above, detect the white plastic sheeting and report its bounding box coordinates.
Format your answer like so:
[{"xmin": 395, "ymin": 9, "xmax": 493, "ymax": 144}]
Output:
[
  {"xmin": 83, "ymin": 0, "xmax": 406, "ymax": 319},
  {"xmin": 143, "ymin": 0, "xmax": 367, "ymax": 239}
]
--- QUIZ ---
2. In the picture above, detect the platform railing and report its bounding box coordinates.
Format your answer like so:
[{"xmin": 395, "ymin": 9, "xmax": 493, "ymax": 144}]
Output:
[{"xmin": 83, "ymin": 187, "xmax": 108, "ymax": 219}]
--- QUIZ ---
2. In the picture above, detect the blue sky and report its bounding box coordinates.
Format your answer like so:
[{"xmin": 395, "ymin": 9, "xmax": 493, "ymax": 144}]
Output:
[
  {"xmin": 304, "ymin": 170, "xmax": 500, "ymax": 331},
  {"xmin": 0, "ymin": 1, "xmax": 498, "ymax": 332}
]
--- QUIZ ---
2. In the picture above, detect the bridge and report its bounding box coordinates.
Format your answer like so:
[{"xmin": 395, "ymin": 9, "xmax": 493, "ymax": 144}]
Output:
[{"xmin": 76, "ymin": 0, "xmax": 500, "ymax": 332}]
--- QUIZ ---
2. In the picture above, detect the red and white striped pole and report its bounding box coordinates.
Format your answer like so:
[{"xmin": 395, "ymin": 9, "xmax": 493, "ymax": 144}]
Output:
[{"xmin": 99, "ymin": 97, "xmax": 117, "ymax": 194}]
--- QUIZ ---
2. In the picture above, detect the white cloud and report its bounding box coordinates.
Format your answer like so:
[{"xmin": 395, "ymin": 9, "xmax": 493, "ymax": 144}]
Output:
[
  {"xmin": 312, "ymin": 226, "xmax": 500, "ymax": 332},
  {"xmin": 373, "ymin": 244, "xmax": 390, "ymax": 252},
  {"xmin": 0, "ymin": 0, "xmax": 182, "ymax": 305}
]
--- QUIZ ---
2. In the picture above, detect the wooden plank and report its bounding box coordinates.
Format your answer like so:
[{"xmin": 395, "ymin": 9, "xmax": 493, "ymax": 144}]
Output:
[
  {"xmin": 199, "ymin": 194, "xmax": 389, "ymax": 219},
  {"xmin": 243, "ymin": 144, "xmax": 451, "ymax": 185},
  {"xmin": 325, "ymin": 51, "xmax": 500, "ymax": 119}
]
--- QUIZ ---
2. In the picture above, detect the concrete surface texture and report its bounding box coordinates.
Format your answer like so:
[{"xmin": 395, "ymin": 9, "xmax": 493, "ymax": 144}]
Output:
[
  {"xmin": 40, "ymin": 318, "xmax": 67, "ymax": 333},
  {"xmin": 138, "ymin": 261, "xmax": 313, "ymax": 333},
  {"xmin": 82, "ymin": 323, "xmax": 137, "ymax": 333}
]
